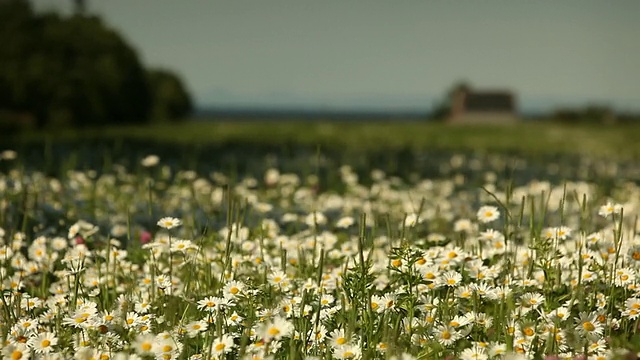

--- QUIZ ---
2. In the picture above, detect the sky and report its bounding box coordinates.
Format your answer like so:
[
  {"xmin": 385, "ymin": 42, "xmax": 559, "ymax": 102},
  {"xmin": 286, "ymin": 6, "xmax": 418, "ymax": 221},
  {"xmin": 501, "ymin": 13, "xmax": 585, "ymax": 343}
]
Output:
[{"xmin": 35, "ymin": 1, "xmax": 640, "ymax": 113}]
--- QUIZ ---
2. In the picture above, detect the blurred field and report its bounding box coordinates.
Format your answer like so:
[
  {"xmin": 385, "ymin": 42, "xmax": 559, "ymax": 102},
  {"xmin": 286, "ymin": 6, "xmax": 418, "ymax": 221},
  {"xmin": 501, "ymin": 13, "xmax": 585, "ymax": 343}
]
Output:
[{"xmin": 6, "ymin": 120, "xmax": 640, "ymax": 160}]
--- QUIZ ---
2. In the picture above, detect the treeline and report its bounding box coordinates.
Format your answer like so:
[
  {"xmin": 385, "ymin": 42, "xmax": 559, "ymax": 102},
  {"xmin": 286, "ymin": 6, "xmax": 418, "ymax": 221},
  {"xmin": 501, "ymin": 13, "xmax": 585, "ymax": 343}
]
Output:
[{"xmin": 0, "ymin": 0, "xmax": 192, "ymax": 131}]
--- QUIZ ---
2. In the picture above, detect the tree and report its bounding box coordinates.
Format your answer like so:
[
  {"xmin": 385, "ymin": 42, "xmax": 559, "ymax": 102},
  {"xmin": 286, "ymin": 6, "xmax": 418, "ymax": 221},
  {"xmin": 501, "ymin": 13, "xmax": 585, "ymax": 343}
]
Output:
[
  {"xmin": 147, "ymin": 69, "xmax": 193, "ymax": 122},
  {"xmin": 430, "ymin": 81, "xmax": 471, "ymax": 120},
  {"xmin": 73, "ymin": 0, "xmax": 86, "ymax": 15},
  {"xmin": 0, "ymin": 0, "xmax": 191, "ymax": 129}
]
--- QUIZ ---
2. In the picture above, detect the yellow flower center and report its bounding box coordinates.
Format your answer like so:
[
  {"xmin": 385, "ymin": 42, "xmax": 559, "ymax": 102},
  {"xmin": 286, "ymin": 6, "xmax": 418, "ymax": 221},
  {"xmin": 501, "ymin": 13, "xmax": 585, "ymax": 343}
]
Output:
[
  {"xmin": 583, "ymin": 322, "xmax": 595, "ymax": 332},
  {"xmin": 215, "ymin": 343, "xmax": 226, "ymax": 351},
  {"xmin": 268, "ymin": 327, "xmax": 280, "ymax": 336},
  {"xmin": 41, "ymin": 339, "xmax": 51, "ymax": 347},
  {"xmin": 337, "ymin": 337, "xmax": 347, "ymax": 345}
]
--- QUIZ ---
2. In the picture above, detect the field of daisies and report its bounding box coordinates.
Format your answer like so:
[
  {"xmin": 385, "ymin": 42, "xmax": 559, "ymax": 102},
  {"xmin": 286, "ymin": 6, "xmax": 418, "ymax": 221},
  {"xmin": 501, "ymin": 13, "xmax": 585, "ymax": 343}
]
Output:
[{"xmin": 1, "ymin": 147, "xmax": 640, "ymax": 360}]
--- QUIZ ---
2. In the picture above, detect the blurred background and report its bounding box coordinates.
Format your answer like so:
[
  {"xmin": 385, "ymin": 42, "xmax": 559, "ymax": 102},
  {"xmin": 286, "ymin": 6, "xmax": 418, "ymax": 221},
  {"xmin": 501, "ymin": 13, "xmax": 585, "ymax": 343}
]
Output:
[
  {"xmin": 2, "ymin": 0, "xmax": 640, "ymax": 128},
  {"xmin": 1, "ymin": 0, "xmax": 640, "ymax": 174}
]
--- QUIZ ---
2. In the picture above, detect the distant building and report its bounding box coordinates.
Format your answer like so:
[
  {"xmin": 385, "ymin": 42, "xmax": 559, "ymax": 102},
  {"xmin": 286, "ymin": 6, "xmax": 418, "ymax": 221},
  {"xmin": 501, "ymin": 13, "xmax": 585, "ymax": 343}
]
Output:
[{"xmin": 448, "ymin": 87, "xmax": 518, "ymax": 123}]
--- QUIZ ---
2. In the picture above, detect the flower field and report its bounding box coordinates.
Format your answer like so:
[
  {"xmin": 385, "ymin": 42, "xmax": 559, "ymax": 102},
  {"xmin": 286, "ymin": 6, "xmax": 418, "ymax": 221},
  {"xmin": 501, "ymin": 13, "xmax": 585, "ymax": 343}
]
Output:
[{"xmin": 1, "ymin": 147, "xmax": 640, "ymax": 360}]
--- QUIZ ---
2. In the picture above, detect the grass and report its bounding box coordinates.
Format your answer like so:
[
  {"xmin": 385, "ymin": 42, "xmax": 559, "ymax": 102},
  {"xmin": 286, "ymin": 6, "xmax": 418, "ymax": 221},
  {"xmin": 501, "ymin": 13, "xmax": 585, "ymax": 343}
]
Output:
[
  {"xmin": 6, "ymin": 120, "xmax": 640, "ymax": 159},
  {"xmin": 2, "ymin": 119, "xmax": 640, "ymax": 359},
  {"xmin": 1, "ymin": 143, "xmax": 640, "ymax": 359}
]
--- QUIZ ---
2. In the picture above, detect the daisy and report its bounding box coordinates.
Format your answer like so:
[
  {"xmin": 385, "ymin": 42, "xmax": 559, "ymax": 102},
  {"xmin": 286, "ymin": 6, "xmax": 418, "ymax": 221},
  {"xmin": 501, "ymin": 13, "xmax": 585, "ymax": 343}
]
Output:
[
  {"xmin": 520, "ymin": 292, "xmax": 545, "ymax": 309},
  {"xmin": 223, "ymin": 280, "xmax": 246, "ymax": 298},
  {"xmin": 440, "ymin": 270, "xmax": 462, "ymax": 287},
  {"xmin": 614, "ymin": 268, "xmax": 636, "ymax": 287},
  {"xmin": 134, "ymin": 300, "xmax": 153, "ymax": 314},
  {"xmin": 197, "ymin": 296, "xmax": 225, "ymax": 312},
  {"xmin": 598, "ymin": 202, "xmax": 622, "ymax": 217},
  {"xmin": 333, "ymin": 344, "xmax": 362, "ymax": 359},
  {"xmin": 141, "ymin": 154, "xmax": 160, "ymax": 167},
  {"xmin": 268, "ymin": 270, "xmax": 289, "ymax": 288},
  {"xmin": 434, "ymin": 325, "xmax": 461, "ymax": 347},
  {"xmin": 228, "ymin": 311, "xmax": 244, "ymax": 326},
  {"xmin": 478, "ymin": 229, "xmax": 504, "ymax": 242},
  {"xmin": 28, "ymin": 332, "xmax": 58, "ymax": 354},
  {"xmin": 547, "ymin": 306, "xmax": 570, "ymax": 323},
  {"xmin": 170, "ymin": 239, "xmax": 196, "ymax": 253},
  {"xmin": 16, "ymin": 318, "xmax": 39, "ymax": 333},
  {"xmin": 575, "ymin": 312, "xmax": 604, "ymax": 340},
  {"xmin": 157, "ymin": 217, "xmax": 182, "ymax": 230},
  {"xmin": 370, "ymin": 295, "xmax": 385, "ymax": 313},
  {"xmin": 305, "ymin": 211, "xmax": 327, "ymax": 227},
  {"xmin": 622, "ymin": 297, "xmax": 640, "ymax": 320},
  {"xmin": 308, "ymin": 324, "xmax": 328, "ymax": 345},
  {"xmin": 336, "ymin": 216, "xmax": 355, "ymax": 228},
  {"xmin": 210, "ymin": 334, "xmax": 235, "ymax": 356},
  {"xmin": 466, "ymin": 312, "xmax": 493, "ymax": 329},
  {"xmin": 375, "ymin": 342, "xmax": 389, "ymax": 353},
  {"xmin": 2, "ymin": 343, "xmax": 30, "ymax": 360},
  {"xmin": 542, "ymin": 226, "xmax": 572, "ymax": 241},
  {"xmin": 185, "ymin": 320, "xmax": 208, "ymax": 338},
  {"xmin": 154, "ymin": 336, "xmax": 182, "ymax": 360},
  {"xmin": 124, "ymin": 311, "xmax": 142, "ymax": 329},
  {"xmin": 448, "ymin": 315, "xmax": 472, "ymax": 328},
  {"xmin": 488, "ymin": 343, "xmax": 507, "ymax": 357},
  {"xmin": 403, "ymin": 213, "xmax": 422, "ymax": 228},
  {"xmin": 320, "ymin": 294, "xmax": 335, "ymax": 307},
  {"xmin": 453, "ymin": 219, "xmax": 477, "ymax": 234},
  {"xmin": 460, "ymin": 346, "xmax": 488, "ymax": 360},
  {"xmin": 260, "ymin": 316, "xmax": 294, "ymax": 341},
  {"xmin": 477, "ymin": 206, "xmax": 500, "ymax": 223},
  {"xmin": 133, "ymin": 334, "xmax": 156, "ymax": 356},
  {"xmin": 329, "ymin": 328, "xmax": 350, "ymax": 348}
]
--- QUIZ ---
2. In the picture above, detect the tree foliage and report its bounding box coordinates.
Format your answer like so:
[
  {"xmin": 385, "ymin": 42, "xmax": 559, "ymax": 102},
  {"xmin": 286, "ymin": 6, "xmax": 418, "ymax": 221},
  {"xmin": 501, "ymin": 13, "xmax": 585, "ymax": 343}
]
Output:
[
  {"xmin": 147, "ymin": 69, "xmax": 193, "ymax": 122},
  {"xmin": 0, "ymin": 0, "xmax": 191, "ymax": 129}
]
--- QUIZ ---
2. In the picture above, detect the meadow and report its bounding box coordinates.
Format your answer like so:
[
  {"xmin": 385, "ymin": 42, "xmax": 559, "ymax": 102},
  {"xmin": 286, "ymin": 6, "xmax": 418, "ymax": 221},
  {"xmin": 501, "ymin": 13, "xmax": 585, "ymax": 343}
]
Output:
[{"xmin": 1, "ymin": 121, "xmax": 640, "ymax": 359}]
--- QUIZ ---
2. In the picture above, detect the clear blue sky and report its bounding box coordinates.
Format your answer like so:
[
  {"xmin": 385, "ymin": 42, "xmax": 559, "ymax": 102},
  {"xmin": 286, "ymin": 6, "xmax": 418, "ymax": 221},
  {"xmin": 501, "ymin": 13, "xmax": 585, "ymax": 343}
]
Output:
[{"xmin": 36, "ymin": 1, "xmax": 640, "ymax": 112}]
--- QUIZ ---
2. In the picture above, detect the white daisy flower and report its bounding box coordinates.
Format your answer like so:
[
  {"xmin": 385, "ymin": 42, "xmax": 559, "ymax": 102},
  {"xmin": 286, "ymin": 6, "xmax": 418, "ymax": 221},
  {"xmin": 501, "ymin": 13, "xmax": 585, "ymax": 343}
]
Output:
[
  {"xmin": 477, "ymin": 206, "xmax": 500, "ymax": 223},
  {"xmin": 157, "ymin": 217, "xmax": 182, "ymax": 230}
]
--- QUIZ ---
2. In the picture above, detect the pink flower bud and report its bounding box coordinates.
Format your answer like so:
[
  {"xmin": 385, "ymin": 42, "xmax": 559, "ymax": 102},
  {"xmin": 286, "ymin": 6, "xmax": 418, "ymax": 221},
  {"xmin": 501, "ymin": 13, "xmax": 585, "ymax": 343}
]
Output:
[
  {"xmin": 75, "ymin": 236, "xmax": 85, "ymax": 245},
  {"xmin": 140, "ymin": 231, "xmax": 152, "ymax": 244}
]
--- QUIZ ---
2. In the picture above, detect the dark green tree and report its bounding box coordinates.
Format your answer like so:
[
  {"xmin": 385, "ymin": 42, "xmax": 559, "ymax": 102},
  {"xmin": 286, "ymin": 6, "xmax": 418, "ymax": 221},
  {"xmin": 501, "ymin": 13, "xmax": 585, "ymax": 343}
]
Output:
[
  {"xmin": 0, "ymin": 0, "xmax": 191, "ymax": 129},
  {"xmin": 147, "ymin": 69, "xmax": 193, "ymax": 122}
]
